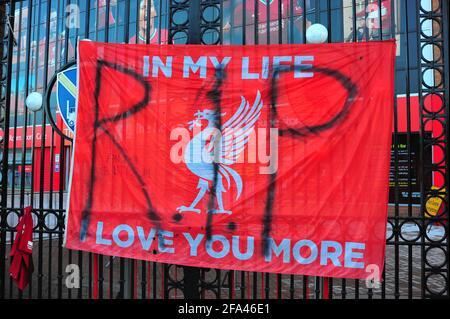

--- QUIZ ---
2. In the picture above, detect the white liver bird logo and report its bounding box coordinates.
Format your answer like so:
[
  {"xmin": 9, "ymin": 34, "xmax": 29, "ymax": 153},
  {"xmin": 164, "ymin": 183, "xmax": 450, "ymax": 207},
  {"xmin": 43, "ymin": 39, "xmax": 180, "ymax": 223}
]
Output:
[{"xmin": 177, "ymin": 91, "xmax": 263, "ymax": 215}]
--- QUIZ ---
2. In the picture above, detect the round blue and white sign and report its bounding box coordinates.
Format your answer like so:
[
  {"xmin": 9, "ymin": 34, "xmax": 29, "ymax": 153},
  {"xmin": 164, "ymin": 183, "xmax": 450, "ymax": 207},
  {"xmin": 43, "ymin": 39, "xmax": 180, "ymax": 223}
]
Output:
[{"xmin": 56, "ymin": 66, "xmax": 77, "ymax": 133}]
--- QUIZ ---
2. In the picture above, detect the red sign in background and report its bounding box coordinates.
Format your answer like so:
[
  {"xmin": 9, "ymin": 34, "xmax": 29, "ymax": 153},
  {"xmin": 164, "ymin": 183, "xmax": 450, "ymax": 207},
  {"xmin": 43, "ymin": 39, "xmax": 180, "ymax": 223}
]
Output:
[{"xmin": 65, "ymin": 41, "xmax": 396, "ymax": 279}]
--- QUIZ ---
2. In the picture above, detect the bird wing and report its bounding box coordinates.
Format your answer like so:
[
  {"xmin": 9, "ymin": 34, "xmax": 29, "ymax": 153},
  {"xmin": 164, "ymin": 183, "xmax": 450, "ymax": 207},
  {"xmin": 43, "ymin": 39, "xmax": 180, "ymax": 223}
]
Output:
[{"xmin": 219, "ymin": 91, "xmax": 263, "ymax": 164}]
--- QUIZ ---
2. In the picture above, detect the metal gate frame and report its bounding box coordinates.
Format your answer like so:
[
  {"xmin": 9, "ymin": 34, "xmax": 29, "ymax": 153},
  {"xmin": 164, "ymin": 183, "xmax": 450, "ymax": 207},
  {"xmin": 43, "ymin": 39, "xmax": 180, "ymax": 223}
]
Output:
[{"xmin": 0, "ymin": 0, "xmax": 449, "ymax": 299}]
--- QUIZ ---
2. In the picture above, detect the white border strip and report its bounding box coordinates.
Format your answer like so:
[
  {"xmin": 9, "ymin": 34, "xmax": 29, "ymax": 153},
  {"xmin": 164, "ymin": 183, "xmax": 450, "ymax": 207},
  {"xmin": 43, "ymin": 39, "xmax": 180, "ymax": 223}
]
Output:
[{"xmin": 63, "ymin": 37, "xmax": 82, "ymax": 247}]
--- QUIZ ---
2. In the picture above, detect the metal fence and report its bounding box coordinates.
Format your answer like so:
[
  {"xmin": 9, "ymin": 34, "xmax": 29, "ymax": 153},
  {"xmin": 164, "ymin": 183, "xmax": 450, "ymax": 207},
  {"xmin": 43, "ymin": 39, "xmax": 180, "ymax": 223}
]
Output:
[{"xmin": 0, "ymin": 0, "xmax": 448, "ymax": 299}]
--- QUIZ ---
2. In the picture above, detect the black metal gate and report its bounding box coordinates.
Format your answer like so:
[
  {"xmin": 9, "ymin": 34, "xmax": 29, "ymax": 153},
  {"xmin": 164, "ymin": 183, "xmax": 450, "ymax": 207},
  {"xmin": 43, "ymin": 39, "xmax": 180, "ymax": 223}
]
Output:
[{"xmin": 0, "ymin": 0, "xmax": 448, "ymax": 299}]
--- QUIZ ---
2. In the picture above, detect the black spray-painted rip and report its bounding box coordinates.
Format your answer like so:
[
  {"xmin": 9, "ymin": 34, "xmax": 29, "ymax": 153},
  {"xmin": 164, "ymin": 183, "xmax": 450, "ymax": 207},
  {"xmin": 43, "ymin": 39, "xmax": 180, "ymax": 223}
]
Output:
[
  {"xmin": 261, "ymin": 65, "xmax": 358, "ymax": 257},
  {"xmin": 80, "ymin": 59, "xmax": 162, "ymax": 242},
  {"xmin": 79, "ymin": 58, "xmax": 358, "ymax": 262}
]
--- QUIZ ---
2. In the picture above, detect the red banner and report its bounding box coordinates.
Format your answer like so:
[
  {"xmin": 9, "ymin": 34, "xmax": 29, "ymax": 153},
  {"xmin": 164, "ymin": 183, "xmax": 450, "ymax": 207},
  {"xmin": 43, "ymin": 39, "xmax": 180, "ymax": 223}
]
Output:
[{"xmin": 65, "ymin": 40, "xmax": 395, "ymax": 279}]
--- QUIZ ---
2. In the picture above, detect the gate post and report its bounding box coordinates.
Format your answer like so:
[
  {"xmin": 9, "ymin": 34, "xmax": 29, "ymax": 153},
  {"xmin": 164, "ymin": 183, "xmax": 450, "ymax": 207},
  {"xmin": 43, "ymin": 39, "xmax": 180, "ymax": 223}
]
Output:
[
  {"xmin": 169, "ymin": 0, "xmax": 203, "ymax": 299},
  {"xmin": 0, "ymin": 0, "xmax": 16, "ymax": 300},
  {"xmin": 188, "ymin": 0, "xmax": 201, "ymax": 44},
  {"xmin": 183, "ymin": 266, "xmax": 201, "ymax": 299},
  {"xmin": 184, "ymin": 0, "xmax": 202, "ymax": 299},
  {"xmin": 417, "ymin": 0, "xmax": 450, "ymax": 299}
]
